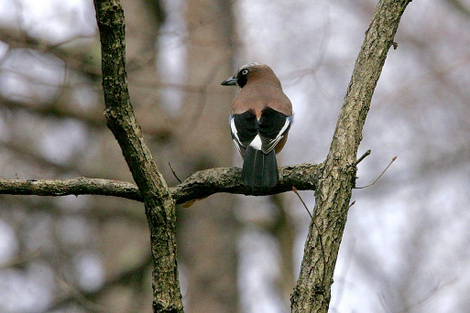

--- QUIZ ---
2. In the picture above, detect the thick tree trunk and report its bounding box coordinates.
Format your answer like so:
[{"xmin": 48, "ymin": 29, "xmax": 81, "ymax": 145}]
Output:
[
  {"xmin": 93, "ymin": 1, "xmax": 183, "ymax": 312},
  {"xmin": 290, "ymin": 1, "xmax": 412, "ymax": 312}
]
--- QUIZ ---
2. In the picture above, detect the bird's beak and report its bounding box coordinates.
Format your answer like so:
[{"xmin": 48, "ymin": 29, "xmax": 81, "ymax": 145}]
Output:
[{"xmin": 221, "ymin": 75, "xmax": 237, "ymax": 86}]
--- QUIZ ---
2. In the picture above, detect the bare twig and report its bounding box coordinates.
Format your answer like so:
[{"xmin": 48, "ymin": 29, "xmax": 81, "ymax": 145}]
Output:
[
  {"xmin": 355, "ymin": 156, "xmax": 397, "ymax": 189},
  {"xmin": 168, "ymin": 162, "xmax": 182, "ymax": 183},
  {"xmin": 292, "ymin": 187, "xmax": 328, "ymax": 284},
  {"xmin": 356, "ymin": 149, "xmax": 371, "ymax": 165},
  {"xmin": 325, "ymin": 201, "xmax": 356, "ymax": 232},
  {"xmin": 292, "ymin": 186, "xmax": 313, "ymax": 219}
]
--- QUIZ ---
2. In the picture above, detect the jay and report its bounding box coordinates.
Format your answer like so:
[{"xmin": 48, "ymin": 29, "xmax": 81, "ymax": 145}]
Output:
[{"xmin": 221, "ymin": 62, "xmax": 293, "ymax": 188}]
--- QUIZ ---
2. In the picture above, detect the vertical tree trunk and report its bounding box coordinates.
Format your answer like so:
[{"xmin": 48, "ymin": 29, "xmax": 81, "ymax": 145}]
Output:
[
  {"xmin": 93, "ymin": 1, "xmax": 184, "ymax": 312},
  {"xmin": 97, "ymin": 1, "xmax": 165, "ymax": 311},
  {"xmin": 291, "ymin": 1, "xmax": 412, "ymax": 312}
]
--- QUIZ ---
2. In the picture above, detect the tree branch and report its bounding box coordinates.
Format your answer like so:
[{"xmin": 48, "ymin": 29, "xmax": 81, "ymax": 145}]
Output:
[
  {"xmin": 0, "ymin": 163, "xmax": 320, "ymax": 204},
  {"xmin": 291, "ymin": 1, "xmax": 412, "ymax": 312},
  {"xmin": 0, "ymin": 177, "xmax": 141, "ymax": 201},
  {"xmin": 93, "ymin": 0, "xmax": 183, "ymax": 312},
  {"xmin": 171, "ymin": 163, "xmax": 320, "ymax": 204}
]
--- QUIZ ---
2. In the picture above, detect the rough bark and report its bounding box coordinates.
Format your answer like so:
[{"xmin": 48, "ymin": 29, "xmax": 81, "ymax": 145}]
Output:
[
  {"xmin": 93, "ymin": 1, "xmax": 183, "ymax": 312},
  {"xmin": 0, "ymin": 177, "xmax": 142, "ymax": 200},
  {"xmin": 290, "ymin": 1, "xmax": 412, "ymax": 312},
  {"xmin": 0, "ymin": 163, "xmax": 319, "ymax": 203}
]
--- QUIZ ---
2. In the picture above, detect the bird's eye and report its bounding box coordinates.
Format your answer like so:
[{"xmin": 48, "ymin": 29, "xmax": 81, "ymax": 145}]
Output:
[{"xmin": 241, "ymin": 69, "xmax": 249, "ymax": 76}]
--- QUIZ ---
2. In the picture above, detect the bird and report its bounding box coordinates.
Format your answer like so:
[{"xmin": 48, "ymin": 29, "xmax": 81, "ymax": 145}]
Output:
[{"xmin": 221, "ymin": 62, "xmax": 293, "ymax": 188}]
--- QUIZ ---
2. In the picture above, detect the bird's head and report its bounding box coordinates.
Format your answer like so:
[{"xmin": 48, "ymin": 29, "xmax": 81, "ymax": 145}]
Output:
[{"xmin": 221, "ymin": 62, "xmax": 275, "ymax": 88}]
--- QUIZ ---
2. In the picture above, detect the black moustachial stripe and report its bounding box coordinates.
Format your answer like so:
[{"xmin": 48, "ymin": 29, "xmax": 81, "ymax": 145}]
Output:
[{"xmin": 236, "ymin": 74, "xmax": 247, "ymax": 88}]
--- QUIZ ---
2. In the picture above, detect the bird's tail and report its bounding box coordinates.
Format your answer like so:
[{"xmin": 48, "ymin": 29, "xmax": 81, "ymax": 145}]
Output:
[{"xmin": 242, "ymin": 146, "xmax": 279, "ymax": 188}]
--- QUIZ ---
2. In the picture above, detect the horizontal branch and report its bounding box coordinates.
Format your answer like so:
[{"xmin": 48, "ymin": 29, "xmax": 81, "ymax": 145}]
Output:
[
  {"xmin": 0, "ymin": 177, "xmax": 142, "ymax": 201},
  {"xmin": 0, "ymin": 163, "xmax": 320, "ymax": 204},
  {"xmin": 171, "ymin": 163, "xmax": 320, "ymax": 204}
]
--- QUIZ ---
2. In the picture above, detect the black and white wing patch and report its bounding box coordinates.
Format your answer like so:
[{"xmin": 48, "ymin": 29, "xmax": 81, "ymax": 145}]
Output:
[
  {"xmin": 230, "ymin": 107, "xmax": 292, "ymax": 157},
  {"xmin": 258, "ymin": 107, "xmax": 292, "ymax": 154},
  {"xmin": 230, "ymin": 110, "xmax": 256, "ymax": 156}
]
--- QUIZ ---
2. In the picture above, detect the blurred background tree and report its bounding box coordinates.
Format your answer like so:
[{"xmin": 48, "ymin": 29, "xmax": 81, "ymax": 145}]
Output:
[{"xmin": 0, "ymin": 0, "xmax": 469, "ymax": 313}]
